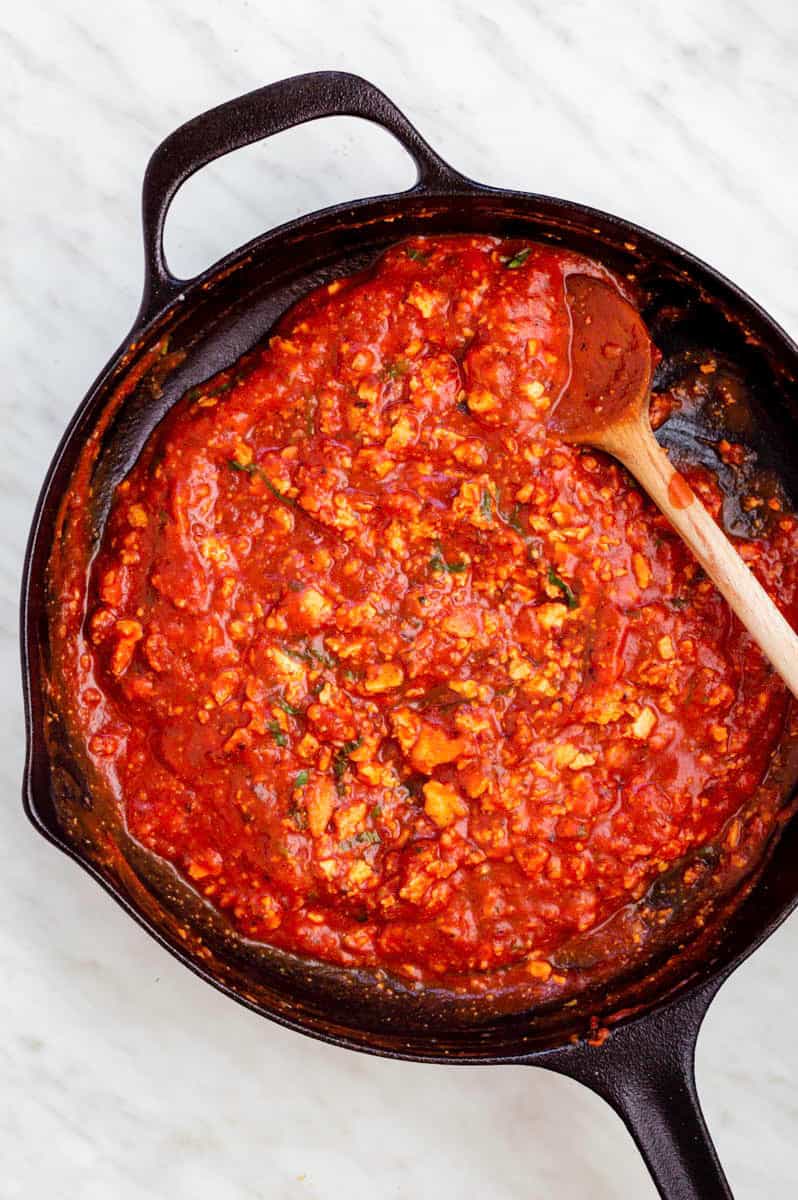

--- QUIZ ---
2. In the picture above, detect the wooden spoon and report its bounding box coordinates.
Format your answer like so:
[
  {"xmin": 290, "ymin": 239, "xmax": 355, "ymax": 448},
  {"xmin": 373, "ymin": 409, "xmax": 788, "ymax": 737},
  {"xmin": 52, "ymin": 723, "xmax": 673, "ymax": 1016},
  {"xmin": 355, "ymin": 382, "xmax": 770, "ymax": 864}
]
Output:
[{"xmin": 555, "ymin": 273, "xmax": 798, "ymax": 699}]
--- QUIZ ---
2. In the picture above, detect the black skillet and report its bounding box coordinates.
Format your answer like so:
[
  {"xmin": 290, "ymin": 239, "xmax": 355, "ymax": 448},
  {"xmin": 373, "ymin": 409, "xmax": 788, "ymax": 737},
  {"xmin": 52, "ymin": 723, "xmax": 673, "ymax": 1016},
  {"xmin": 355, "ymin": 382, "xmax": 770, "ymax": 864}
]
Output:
[{"xmin": 21, "ymin": 72, "xmax": 798, "ymax": 1199}]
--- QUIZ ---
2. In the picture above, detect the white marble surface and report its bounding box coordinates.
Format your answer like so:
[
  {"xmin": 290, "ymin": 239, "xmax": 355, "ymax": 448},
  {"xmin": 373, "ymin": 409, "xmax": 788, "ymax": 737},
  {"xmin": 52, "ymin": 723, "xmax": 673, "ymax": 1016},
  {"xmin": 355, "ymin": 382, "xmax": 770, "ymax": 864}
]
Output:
[{"xmin": 4, "ymin": 1, "xmax": 798, "ymax": 1196}]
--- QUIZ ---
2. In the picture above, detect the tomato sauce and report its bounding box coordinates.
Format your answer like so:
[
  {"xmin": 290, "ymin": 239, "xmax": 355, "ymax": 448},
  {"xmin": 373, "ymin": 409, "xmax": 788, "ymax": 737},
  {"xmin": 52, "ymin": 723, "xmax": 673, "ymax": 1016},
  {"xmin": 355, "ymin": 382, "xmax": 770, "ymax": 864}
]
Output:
[{"xmin": 49, "ymin": 236, "xmax": 798, "ymax": 997}]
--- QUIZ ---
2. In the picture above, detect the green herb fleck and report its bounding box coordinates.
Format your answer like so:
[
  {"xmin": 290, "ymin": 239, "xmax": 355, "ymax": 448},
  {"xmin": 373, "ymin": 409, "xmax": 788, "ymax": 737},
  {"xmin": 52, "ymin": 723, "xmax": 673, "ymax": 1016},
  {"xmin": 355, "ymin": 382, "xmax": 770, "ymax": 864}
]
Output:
[
  {"xmin": 289, "ymin": 804, "xmax": 308, "ymax": 830},
  {"xmin": 333, "ymin": 737, "xmax": 363, "ymax": 792},
  {"xmin": 406, "ymin": 247, "xmax": 429, "ymax": 262},
  {"xmin": 339, "ymin": 829, "xmax": 382, "ymax": 852},
  {"xmin": 293, "ymin": 770, "xmax": 309, "ymax": 790},
  {"xmin": 505, "ymin": 502, "xmax": 524, "ymax": 534},
  {"xmin": 371, "ymin": 804, "xmax": 383, "ymax": 819},
  {"xmin": 480, "ymin": 490, "xmax": 493, "ymax": 520},
  {"xmin": 506, "ymin": 247, "xmax": 532, "ymax": 269},
  {"xmin": 268, "ymin": 720, "xmax": 288, "ymax": 748},
  {"xmin": 276, "ymin": 695, "xmax": 302, "ymax": 716},
  {"xmin": 547, "ymin": 566, "xmax": 578, "ymax": 610},
  {"xmin": 264, "ymin": 478, "xmax": 296, "ymax": 506},
  {"xmin": 384, "ymin": 358, "xmax": 410, "ymax": 380},
  {"xmin": 229, "ymin": 459, "xmax": 295, "ymax": 508},
  {"xmin": 310, "ymin": 643, "xmax": 337, "ymax": 669},
  {"xmin": 429, "ymin": 539, "xmax": 468, "ymax": 575},
  {"xmin": 282, "ymin": 642, "xmax": 337, "ymax": 669}
]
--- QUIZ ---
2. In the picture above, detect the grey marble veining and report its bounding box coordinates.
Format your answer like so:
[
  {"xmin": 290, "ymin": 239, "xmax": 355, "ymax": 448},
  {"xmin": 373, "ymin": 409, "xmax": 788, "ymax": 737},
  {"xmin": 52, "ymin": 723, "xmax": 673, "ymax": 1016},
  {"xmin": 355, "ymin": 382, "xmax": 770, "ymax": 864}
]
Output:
[{"xmin": 3, "ymin": 1, "xmax": 797, "ymax": 1196}]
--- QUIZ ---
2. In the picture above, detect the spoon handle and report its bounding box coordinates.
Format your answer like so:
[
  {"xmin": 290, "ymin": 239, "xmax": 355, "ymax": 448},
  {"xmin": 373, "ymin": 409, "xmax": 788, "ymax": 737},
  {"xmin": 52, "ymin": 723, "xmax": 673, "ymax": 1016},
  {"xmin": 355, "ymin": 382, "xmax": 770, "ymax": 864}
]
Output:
[{"xmin": 608, "ymin": 420, "xmax": 798, "ymax": 700}]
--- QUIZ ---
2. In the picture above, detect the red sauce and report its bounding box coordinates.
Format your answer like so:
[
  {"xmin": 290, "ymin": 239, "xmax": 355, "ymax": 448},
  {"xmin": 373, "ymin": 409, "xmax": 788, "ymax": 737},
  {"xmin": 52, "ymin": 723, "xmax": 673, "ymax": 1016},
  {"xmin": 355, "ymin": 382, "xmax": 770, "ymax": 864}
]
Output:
[
  {"xmin": 668, "ymin": 471, "xmax": 696, "ymax": 511},
  {"xmin": 49, "ymin": 236, "xmax": 798, "ymax": 997}
]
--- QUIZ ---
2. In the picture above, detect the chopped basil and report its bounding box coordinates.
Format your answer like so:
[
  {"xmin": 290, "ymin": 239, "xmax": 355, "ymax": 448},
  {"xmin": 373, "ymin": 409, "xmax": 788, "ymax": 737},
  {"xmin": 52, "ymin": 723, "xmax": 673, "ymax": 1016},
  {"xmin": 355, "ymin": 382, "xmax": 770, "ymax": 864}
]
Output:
[
  {"xmin": 506, "ymin": 247, "xmax": 532, "ymax": 269},
  {"xmin": 289, "ymin": 804, "xmax": 308, "ymax": 830},
  {"xmin": 189, "ymin": 374, "xmax": 238, "ymax": 404},
  {"xmin": 228, "ymin": 459, "xmax": 295, "ymax": 507},
  {"xmin": 505, "ymin": 502, "xmax": 524, "ymax": 534},
  {"xmin": 276, "ymin": 695, "xmax": 302, "ymax": 716},
  {"xmin": 264, "ymin": 478, "xmax": 295, "ymax": 506},
  {"xmin": 229, "ymin": 458, "xmax": 257, "ymax": 474},
  {"xmin": 339, "ymin": 829, "xmax": 381, "ymax": 852},
  {"xmin": 282, "ymin": 641, "xmax": 337, "ymax": 669},
  {"xmin": 480, "ymin": 490, "xmax": 493, "ymax": 520},
  {"xmin": 309, "ymin": 643, "xmax": 338, "ymax": 669},
  {"xmin": 333, "ymin": 737, "xmax": 363, "ymax": 792},
  {"xmin": 547, "ymin": 565, "xmax": 578, "ymax": 610},
  {"xmin": 293, "ymin": 770, "xmax": 309, "ymax": 790},
  {"xmin": 267, "ymin": 720, "xmax": 288, "ymax": 748},
  {"xmin": 405, "ymin": 247, "xmax": 429, "ymax": 262},
  {"xmin": 384, "ymin": 359, "xmax": 410, "ymax": 380},
  {"xmin": 429, "ymin": 539, "xmax": 468, "ymax": 574}
]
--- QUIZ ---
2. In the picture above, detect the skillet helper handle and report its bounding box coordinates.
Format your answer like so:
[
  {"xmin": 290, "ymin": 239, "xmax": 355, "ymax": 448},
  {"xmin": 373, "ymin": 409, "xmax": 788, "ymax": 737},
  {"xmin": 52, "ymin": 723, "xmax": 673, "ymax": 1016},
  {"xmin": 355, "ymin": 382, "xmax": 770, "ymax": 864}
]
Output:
[
  {"xmin": 540, "ymin": 987, "xmax": 733, "ymax": 1200},
  {"xmin": 139, "ymin": 70, "xmax": 468, "ymax": 318}
]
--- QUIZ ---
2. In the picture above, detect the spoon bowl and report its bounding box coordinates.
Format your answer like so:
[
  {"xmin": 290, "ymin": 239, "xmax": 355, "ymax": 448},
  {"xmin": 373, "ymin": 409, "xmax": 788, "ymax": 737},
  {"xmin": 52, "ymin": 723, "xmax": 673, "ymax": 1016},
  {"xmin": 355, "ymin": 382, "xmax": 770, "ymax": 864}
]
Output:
[{"xmin": 558, "ymin": 273, "xmax": 798, "ymax": 699}]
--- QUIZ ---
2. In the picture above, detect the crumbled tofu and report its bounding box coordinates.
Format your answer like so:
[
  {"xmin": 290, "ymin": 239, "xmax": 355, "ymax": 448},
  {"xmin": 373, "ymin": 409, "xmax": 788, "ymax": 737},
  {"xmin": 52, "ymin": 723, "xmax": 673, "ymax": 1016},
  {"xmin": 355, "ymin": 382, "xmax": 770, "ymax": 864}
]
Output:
[
  {"xmin": 570, "ymin": 751, "xmax": 597, "ymax": 770},
  {"xmin": 347, "ymin": 860, "xmax": 375, "ymax": 887},
  {"xmin": 466, "ymin": 388, "xmax": 499, "ymax": 414},
  {"xmin": 406, "ymin": 282, "xmax": 443, "ymax": 318},
  {"xmin": 537, "ymin": 603, "xmax": 568, "ymax": 631},
  {"xmin": 410, "ymin": 724, "xmax": 466, "ymax": 773},
  {"xmin": 127, "ymin": 504, "xmax": 148, "ymax": 528},
  {"xmin": 423, "ymin": 780, "xmax": 468, "ymax": 828},
  {"xmin": 296, "ymin": 587, "xmax": 333, "ymax": 627},
  {"xmin": 442, "ymin": 608, "xmax": 480, "ymax": 638},
  {"xmin": 364, "ymin": 661, "xmax": 404, "ymax": 692},
  {"xmin": 211, "ymin": 668, "xmax": 240, "ymax": 706},
  {"xmin": 631, "ymin": 707, "xmax": 657, "ymax": 739},
  {"xmin": 632, "ymin": 552, "xmax": 651, "ymax": 589},
  {"xmin": 306, "ymin": 777, "xmax": 336, "ymax": 837},
  {"xmin": 657, "ymin": 635, "xmax": 675, "ymax": 661},
  {"xmin": 527, "ymin": 959, "xmax": 552, "ymax": 980}
]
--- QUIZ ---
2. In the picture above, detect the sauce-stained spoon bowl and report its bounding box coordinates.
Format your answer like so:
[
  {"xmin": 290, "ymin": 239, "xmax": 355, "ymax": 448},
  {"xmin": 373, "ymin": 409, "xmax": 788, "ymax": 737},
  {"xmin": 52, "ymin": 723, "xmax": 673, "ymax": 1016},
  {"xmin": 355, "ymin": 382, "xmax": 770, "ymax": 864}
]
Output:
[{"xmin": 558, "ymin": 274, "xmax": 798, "ymax": 699}]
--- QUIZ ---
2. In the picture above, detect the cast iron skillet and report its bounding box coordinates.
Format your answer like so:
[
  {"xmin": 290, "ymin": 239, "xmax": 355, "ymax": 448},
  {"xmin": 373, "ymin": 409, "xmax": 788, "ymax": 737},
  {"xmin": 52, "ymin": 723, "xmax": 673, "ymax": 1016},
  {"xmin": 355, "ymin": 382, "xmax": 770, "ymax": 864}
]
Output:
[{"xmin": 21, "ymin": 71, "xmax": 798, "ymax": 1199}]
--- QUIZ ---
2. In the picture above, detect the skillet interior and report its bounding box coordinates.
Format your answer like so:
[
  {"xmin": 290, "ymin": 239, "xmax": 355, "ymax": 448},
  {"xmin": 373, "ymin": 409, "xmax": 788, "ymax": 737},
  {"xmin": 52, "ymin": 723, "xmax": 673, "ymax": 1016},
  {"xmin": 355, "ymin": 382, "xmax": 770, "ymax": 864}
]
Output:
[{"xmin": 25, "ymin": 186, "xmax": 798, "ymax": 1060}]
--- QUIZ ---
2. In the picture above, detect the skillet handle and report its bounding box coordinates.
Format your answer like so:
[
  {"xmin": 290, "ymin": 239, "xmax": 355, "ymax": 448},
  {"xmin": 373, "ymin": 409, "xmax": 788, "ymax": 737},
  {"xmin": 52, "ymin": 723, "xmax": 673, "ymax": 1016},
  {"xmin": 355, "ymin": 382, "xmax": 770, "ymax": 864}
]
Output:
[
  {"xmin": 538, "ymin": 983, "xmax": 734, "ymax": 1199},
  {"xmin": 139, "ymin": 70, "xmax": 469, "ymax": 319}
]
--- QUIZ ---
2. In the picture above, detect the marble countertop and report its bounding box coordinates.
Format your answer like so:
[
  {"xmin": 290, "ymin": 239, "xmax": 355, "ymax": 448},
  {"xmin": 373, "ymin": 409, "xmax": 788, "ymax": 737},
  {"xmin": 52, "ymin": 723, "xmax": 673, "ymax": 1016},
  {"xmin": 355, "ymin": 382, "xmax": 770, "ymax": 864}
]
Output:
[{"xmin": 4, "ymin": 1, "xmax": 797, "ymax": 1196}]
